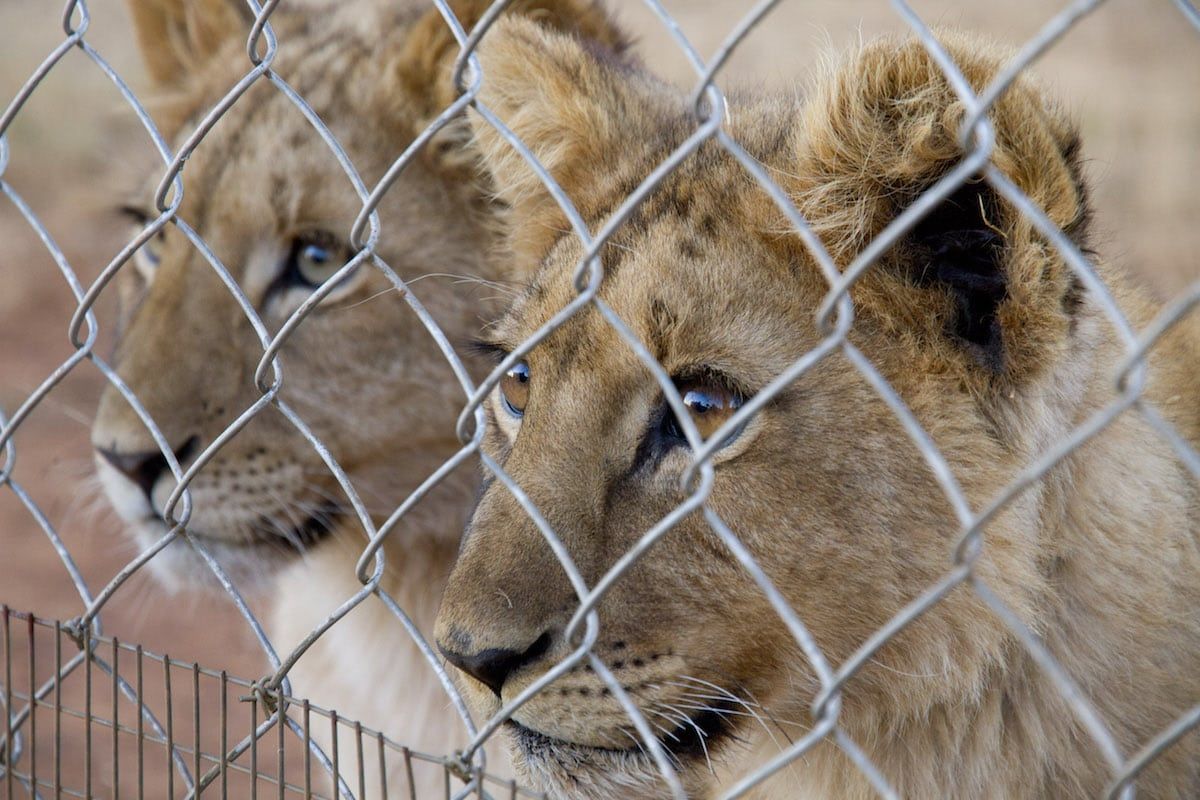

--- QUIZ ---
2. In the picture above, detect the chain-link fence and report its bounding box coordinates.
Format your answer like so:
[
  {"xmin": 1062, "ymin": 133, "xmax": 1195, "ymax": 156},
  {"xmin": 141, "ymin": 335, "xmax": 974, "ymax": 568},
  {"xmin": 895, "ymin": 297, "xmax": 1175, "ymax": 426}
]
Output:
[{"xmin": 1, "ymin": 0, "xmax": 1198, "ymax": 798}]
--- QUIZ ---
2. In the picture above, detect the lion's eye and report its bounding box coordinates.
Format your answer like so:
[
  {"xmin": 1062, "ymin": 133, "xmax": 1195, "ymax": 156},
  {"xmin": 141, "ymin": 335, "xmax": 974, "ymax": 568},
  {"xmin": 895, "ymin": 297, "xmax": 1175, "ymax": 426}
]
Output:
[
  {"xmin": 120, "ymin": 206, "xmax": 163, "ymax": 282},
  {"xmin": 681, "ymin": 381, "xmax": 742, "ymax": 439},
  {"xmin": 134, "ymin": 232, "xmax": 164, "ymax": 279},
  {"xmin": 288, "ymin": 232, "xmax": 347, "ymax": 288},
  {"xmin": 500, "ymin": 361, "xmax": 531, "ymax": 418},
  {"xmin": 663, "ymin": 378, "xmax": 745, "ymax": 447}
]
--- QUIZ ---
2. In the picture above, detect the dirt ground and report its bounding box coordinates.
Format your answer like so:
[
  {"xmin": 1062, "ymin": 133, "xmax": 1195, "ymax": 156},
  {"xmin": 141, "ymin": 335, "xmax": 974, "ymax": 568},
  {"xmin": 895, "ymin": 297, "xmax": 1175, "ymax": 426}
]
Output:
[{"xmin": 0, "ymin": 0, "xmax": 1197, "ymax": 795}]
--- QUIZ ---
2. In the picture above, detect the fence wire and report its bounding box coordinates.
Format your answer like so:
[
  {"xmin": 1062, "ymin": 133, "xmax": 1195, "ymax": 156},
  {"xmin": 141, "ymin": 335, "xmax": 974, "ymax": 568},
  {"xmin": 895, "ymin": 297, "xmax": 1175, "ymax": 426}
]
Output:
[
  {"xmin": 0, "ymin": 609, "xmax": 539, "ymax": 799},
  {"xmin": 1, "ymin": 0, "xmax": 1198, "ymax": 798}
]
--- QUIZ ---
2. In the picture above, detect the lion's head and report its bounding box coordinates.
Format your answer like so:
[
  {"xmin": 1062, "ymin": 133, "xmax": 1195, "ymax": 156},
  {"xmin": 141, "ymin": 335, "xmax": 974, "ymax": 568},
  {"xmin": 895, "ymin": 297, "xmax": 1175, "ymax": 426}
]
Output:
[
  {"xmin": 91, "ymin": 0, "xmax": 627, "ymax": 589},
  {"xmin": 433, "ymin": 20, "xmax": 1200, "ymax": 799}
]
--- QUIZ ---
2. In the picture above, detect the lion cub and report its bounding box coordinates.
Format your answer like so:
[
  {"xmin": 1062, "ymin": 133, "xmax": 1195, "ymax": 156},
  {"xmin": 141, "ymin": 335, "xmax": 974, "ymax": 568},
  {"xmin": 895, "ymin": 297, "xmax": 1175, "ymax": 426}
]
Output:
[
  {"xmin": 91, "ymin": 0, "xmax": 624, "ymax": 793},
  {"xmin": 433, "ymin": 19, "xmax": 1200, "ymax": 800}
]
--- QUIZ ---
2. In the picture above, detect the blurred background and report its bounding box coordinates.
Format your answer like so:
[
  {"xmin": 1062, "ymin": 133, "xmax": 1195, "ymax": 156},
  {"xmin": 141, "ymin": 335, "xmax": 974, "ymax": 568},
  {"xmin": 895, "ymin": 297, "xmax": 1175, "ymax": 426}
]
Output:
[{"xmin": 1, "ymin": 0, "xmax": 1197, "ymax": 743}]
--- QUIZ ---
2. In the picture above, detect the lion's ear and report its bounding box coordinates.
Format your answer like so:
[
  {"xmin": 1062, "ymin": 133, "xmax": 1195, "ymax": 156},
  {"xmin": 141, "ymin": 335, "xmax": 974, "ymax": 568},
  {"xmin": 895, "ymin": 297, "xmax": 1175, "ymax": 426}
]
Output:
[
  {"xmin": 124, "ymin": 0, "xmax": 250, "ymax": 86},
  {"xmin": 792, "ymin": 32, "xmax": 1092, "ymax": 378},
  {"xmin": 466, "ymin": 16, "xmax": 651, "ymax": 268},
  {"xmin": 393, "ymin": 1, "xmax": 628, "ymax": 176}
]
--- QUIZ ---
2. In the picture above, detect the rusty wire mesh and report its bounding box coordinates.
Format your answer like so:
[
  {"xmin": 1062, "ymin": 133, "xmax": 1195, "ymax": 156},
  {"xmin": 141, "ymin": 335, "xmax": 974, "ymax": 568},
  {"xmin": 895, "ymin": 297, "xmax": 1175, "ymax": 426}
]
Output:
[{"xmin": 1, "ymin": 0, "xmax": 1198, "ymax": 798}]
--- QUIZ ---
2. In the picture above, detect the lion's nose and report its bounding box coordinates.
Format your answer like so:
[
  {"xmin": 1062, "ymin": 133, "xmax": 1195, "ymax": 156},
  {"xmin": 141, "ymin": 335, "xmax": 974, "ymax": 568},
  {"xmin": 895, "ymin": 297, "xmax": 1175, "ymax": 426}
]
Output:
[
  {"xmin": 97, "ymin": 436, "xmax": 198, "ymax": 505},
  {"xmin": 437, "ymin": 630, "xmax": 552, "ymax": 697}
]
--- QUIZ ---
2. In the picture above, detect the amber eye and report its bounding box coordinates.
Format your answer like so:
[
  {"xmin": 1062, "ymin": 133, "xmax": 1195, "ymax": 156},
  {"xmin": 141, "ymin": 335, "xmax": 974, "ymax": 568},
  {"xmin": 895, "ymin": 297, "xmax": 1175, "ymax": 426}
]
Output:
[
  {"xmin": 675, "ymin": 379, "xmax": 744, "ymax": 442},
  {"xmin": 500, "ymin": 361, "xmax": 531, "ymax": 418}
]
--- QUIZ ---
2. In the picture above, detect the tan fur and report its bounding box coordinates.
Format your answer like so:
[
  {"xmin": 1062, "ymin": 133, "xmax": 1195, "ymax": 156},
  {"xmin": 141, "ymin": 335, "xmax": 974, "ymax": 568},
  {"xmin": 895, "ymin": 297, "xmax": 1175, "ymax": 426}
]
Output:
[
  {"xmin": 91, "ymin": 1, "xmax": 625, "ymax": 794},
  {"xmin": 434, "ymin": 20, "xmax": 1200, "ymax": 799}
]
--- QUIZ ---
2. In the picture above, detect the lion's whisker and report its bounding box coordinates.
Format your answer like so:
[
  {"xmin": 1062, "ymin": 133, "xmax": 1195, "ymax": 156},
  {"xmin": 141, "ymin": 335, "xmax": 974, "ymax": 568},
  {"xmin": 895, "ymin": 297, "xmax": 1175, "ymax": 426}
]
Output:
[
  {"xmin": 658, "ymin": 702, "xmax": 717, "ymax": 777},
  {"xmin": 674, "ymin": 675, "xmax": 799, "ymax": 759}
]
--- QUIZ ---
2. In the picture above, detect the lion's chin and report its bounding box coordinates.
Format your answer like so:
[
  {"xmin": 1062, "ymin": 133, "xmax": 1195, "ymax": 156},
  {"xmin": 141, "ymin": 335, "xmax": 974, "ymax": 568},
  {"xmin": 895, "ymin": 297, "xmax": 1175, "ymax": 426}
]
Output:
[
  {"xmin": 505, "ymin": 721, "xmax": 672, "ymax": 800},
  {"xmin": 126, "ymin": 514, "xmax": 335, "ymax": 595},
  {"xmin": 503, "ymin": 714, "xmax": 733, "ymax": 800}
]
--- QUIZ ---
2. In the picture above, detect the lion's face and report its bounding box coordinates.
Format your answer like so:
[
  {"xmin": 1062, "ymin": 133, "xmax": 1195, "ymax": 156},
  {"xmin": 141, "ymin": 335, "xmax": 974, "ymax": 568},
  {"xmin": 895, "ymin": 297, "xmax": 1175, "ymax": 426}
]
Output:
[
  {"xmin": 91, "ymin": 2, "xmax": 501, "ymax": 588},
  {"xmin": 434, "ymin": 22, "xmax": 1096, "ymax": 799},
  {"xmin": 438, "ymin": 193, "xmax": 1038, "ymax": 799}
]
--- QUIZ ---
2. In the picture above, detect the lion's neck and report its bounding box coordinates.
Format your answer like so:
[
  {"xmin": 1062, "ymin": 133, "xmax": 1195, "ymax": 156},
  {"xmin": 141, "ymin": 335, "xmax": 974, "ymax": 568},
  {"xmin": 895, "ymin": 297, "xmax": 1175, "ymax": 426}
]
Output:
[
  {"xmin": 730, "ymin": 301, "xmax": 1200, "ymax": 800},
  {"xmin": 267, "ymin": 465, "xmax": 506, "ymax": 793},
  {"xmin": 731, "ymin": 654, "xmax": 1109, "ymax": 798},
  {"xmin": 277, "ymin": 529, "xmax": 456, "ymax": 710}
]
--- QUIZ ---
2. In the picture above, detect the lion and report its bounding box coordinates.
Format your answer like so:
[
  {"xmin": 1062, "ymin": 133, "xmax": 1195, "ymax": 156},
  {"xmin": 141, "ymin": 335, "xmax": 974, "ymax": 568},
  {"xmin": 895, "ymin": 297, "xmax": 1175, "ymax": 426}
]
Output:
[
  {"xmin": 90, "ymin": 0, "xmax": 625, "ymax": 793},
  {"xmin": 432, "ymin": 19, "xmax": 1200, "ymax": 800}
]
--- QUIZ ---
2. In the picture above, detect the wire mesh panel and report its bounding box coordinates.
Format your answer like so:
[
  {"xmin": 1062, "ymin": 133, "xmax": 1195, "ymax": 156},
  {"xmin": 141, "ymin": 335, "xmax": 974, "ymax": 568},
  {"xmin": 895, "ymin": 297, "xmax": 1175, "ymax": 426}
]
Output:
[
  {"xmin": 1, "ymin": 0, "xmax": 1198, "ymax": 799},
  {"xmin": 0, "ymin": 609, "xmax": 537, "ymax": 799}
]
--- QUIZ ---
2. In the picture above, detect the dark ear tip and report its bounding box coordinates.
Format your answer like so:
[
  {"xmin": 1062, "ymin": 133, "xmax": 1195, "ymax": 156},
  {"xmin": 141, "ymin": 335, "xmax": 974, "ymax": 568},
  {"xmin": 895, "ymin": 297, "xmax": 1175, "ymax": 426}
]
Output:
[{"xmin": 908, "ymin": 179, "xmax": 1009, "ymax": 369}]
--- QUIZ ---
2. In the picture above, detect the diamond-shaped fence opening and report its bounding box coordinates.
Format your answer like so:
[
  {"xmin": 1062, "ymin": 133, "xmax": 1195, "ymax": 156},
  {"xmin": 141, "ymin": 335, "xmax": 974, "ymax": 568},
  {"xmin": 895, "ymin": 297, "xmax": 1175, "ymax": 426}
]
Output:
[{"xmin": 1, "ymin": 1, "xmax": 1198, "ymax": 799}]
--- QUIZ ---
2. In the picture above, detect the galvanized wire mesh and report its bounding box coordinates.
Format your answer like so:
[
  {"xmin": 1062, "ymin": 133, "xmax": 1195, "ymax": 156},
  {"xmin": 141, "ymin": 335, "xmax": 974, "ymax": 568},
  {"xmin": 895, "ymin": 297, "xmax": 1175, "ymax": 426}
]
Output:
[{"xmin": 1, "ymin": 0, "xmax": 1198, "ymax": 799}]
